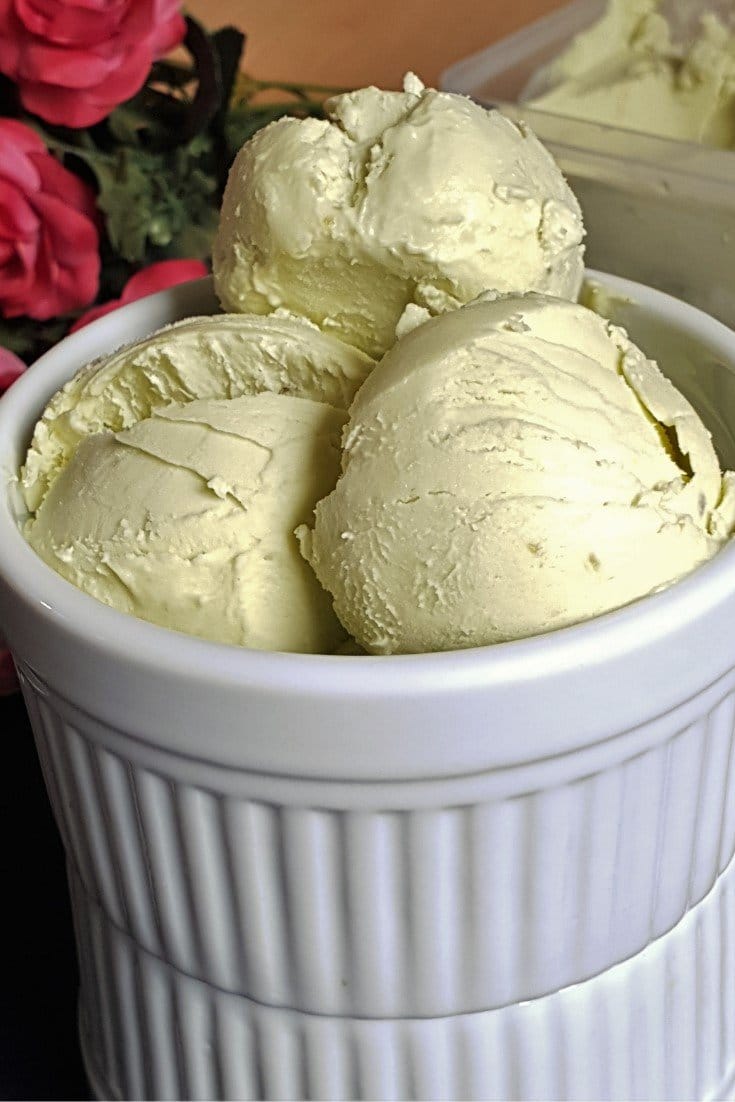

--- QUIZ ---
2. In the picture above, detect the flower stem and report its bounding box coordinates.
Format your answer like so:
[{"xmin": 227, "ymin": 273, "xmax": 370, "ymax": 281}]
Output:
[
  {"xmin": 232, "ymin": 73, "xmax": 348, "ymax": 104},
  {"xmin": 45, "ymin": 138, "xmax": 116, "ymax": 164}
]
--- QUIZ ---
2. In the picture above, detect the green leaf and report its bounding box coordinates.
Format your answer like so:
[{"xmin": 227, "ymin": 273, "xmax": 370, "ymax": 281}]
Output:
[
  {"xmin": 90, "ymin": 138, "xmax": 219, "ymax": 264},
  {"xmin": 107, "ymin": 101, "xmax": 162, "ymax": 146},
  {"xmin": 0, "ymin": 320, "xmax": 34, "ymax": 357},
  {"xmin": 93, "ymin": 151, "xmax": 156, "ymax": 261},
  {"xmin": 165, "ymin": 210, "xmax": 219, "ymax": 260},
  {"xmin": 0, "ymin": 316, "xmax": 71, "ymax": 362}
]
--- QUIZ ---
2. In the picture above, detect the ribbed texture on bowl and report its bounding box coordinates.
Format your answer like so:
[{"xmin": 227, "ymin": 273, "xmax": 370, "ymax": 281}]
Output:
[
  {"xmin": 21, "ymin": 665, "xmax": 735, "ymax": 1017},
  {"xmin": 73, "ymin": 860, "xmax": 735, "ymax": 1102}
]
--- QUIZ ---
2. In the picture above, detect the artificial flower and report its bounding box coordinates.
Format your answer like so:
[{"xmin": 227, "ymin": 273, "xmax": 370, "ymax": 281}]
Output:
[
  {"xmin": 0, "ymin": 345, "xmax": 26, "ymax": 391},
  {"xmin": 0, "ymin": 13, "xmax": 334, "ymax": 364},
  {"xmin": 0, "ymin": 118, "xmax": 100, "ymax": 320},
  {"xmin": 70, "ymin": 257, "xmax": 208, "ymax": 331},
  {"xmin": 0, "ymin": 0, "xmax": 186, "ymax": 128}
]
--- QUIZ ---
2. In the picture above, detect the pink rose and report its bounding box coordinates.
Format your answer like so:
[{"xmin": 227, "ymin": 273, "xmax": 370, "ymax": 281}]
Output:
[
  {"xmin": 0, "ymin": 0, "xmax": 186, "ymax": 128},
  {"xmin": 0, "ymin": 119, "xmax": 100, "ymax": 320},
  {"xmin": 0, "ymin": 345, "xmax": 26, "ymax": 391},
  {"xmin": 71, "ymin": 258, "xmax": 208, "ymax": 331}
]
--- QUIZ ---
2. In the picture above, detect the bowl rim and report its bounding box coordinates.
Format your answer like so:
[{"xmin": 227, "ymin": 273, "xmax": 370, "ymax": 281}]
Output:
[{"xmin": 2, "ymin": 271, "xmax": 735, "ymax": 703}]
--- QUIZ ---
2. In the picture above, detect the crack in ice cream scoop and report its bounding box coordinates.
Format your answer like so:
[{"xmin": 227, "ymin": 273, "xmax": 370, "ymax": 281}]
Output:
[
  {"xmin": 213, "ymin": 74, "xmax": 585, "ymax": 359},
  {"xmin": 21, "ymin": 313, "xmax": 374, "ymax": 653},
  {"xmin": 300, "ymin": 292, "xmax": 735, "ymax": 654},
  {"xmin": 21, "ymin": 312, "xmax": 374, "ymax": 515}
]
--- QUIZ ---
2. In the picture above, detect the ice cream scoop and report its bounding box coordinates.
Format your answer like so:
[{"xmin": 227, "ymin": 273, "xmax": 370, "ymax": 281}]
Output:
[
  {"xmin": 300, "ymin": 293, "xmax": 735, "ymax": 654},
  {"xmin": 213, "ymin": 74, "xmax": 585, "ymax": 360},
  {"xmin": 26, "ymin": 393, "xmax": 348, "ymax": 653},
  {"xmin": 22, "ymin": 312, "xmax": 374, "ymax": 514},
  {"xmin": 21, "ymin": 312, "xmax": 374, "ymax": 652}
]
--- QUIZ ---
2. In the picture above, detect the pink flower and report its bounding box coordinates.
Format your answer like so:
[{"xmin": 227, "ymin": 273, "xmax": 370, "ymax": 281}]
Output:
[
  {"xmin": 0, "ymin": 119, "xmax": 100, "ymax": 320},
  {"xmin": 0, "ymin": 0, "xmax": 186, "ymax": 128},
  {"xmin": 70, "ymin": 258, "xmax": 208, "ymax": 331},
  {"xmin": 0, "ymin": 345, "xmax": 26, "ymax": 391}
]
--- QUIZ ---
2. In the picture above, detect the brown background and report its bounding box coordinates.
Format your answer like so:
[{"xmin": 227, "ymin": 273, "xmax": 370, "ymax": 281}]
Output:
[{"xmin": 186, "ymin": 0, "xmax": 568, "ymax": 91}]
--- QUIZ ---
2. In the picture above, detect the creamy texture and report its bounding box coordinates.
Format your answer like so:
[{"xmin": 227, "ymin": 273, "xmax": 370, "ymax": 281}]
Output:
[
  {"xmin": 300, "ymin": 293, "xmax": 735, "ymax": 654},
  {"xmin": 528, "ymin": 0, "xmax": 735, "ymax": 148},
  {"xmin": 22, "ymin": 312, "xmax": 374, "ymax": 514},
  {"xmin": 26, "ymin": 394, "xmax": 348, "ymax": 653},
  {"xmin": 213, "ymin": 74, "xmax": 585, "ymax": 360},
  {"xmin": 21, "ymin": 312, "xmax": 374, "ymax": 652}
]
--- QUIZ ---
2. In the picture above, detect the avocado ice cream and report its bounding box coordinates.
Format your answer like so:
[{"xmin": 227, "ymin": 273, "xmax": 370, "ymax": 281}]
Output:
[
  {"xmin": 22, "ymin": 313, "xmax": 373, "ymax": 652},
  {"xmin": 213, "ymin": 74, "xmax": 585, "ymax": 360},
  {"xmin": 528, "ymin": 0, "xmax": 735, "ymax": 149},
  {"xmin": 27, "ymin": 394, "xmax": 348, "ymax": 653},
  {"xmin": 22, "ymin": 312, "xmax": 373, "ymax": 513},
  {"xmin": 23, "ymin": 70, "xmax": 734, "ymax": 658},
  {"xmin": 300, "ymin": 293, "xmax": 735, "ymax": 655}
]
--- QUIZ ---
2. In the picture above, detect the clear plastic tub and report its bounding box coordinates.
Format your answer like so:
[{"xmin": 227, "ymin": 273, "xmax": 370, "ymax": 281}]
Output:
[{"xmin": 441, "ymin": 0, "xmax": 735, "ymax": 332}]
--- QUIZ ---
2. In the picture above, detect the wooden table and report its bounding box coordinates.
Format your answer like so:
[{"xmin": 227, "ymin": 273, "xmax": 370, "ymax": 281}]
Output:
[{"xmin": 187, "ymin": 0, "xmax": 568, "ymax": 91}]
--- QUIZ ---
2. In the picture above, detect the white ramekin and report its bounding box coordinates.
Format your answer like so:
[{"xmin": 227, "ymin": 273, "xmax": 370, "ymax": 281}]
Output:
[
  {"xmin": 71, "ymin": 853, "xmax": 735, "ymax": 1102},
  {"xmin": 3, "ymin": 275, "xmax": 735, "ymax": 1094}
]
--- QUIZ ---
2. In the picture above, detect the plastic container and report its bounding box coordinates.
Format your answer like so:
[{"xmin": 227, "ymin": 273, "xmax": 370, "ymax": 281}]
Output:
[
  {"xmin": 3, "ymin": 274, "xmax": 735, "ymax": 1098},
  {"xmin": 441, "ymin": 0, "xmax": 735, "ymax": 332}
]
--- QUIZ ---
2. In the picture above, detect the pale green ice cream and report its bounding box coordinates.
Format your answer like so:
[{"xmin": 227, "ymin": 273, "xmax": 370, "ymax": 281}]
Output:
[
  {"xmin": 213, "ymin": 74, "xmax": 585, "ymax": 360},
  {"xmin": 22, "ymin": 312, "xmax": 373, "ymax": 514},
  {"xmin": 528, "ymin": 0, "xmax": 735, "ymax": 148},
  {"xmin": 300, "ymin": 292, "xmax": 735, "ymax": 654},
  {"xmin": 23, "ymin": 313, "xmax": 374, "ymax": 652},
  {"xmin": 27, "ymin": 394, "xmax": 347, "ymax": 653}
]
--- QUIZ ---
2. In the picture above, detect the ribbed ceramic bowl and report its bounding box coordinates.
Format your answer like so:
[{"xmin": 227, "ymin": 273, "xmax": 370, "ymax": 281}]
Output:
[
  {"xmin": 70, "ymin": 853, "xmax": 735, "ymax": 1101},
  {"xmin": 3, "ymin": 274, "xmax": 735, "ymax": 1098}
]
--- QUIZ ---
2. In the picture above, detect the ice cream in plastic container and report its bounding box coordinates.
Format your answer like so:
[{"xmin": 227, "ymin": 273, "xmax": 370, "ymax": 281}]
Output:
[
  {"xmin": 4, "ymin": 274, "xmax": 735, "ymax": 1098},
  {"xmin": 527, "ymin": 0, "xmax": 735, "ymax": 148},
  {"xmin": 441, "ymin": 0, "xmax": 735, "ymax": 331}
]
